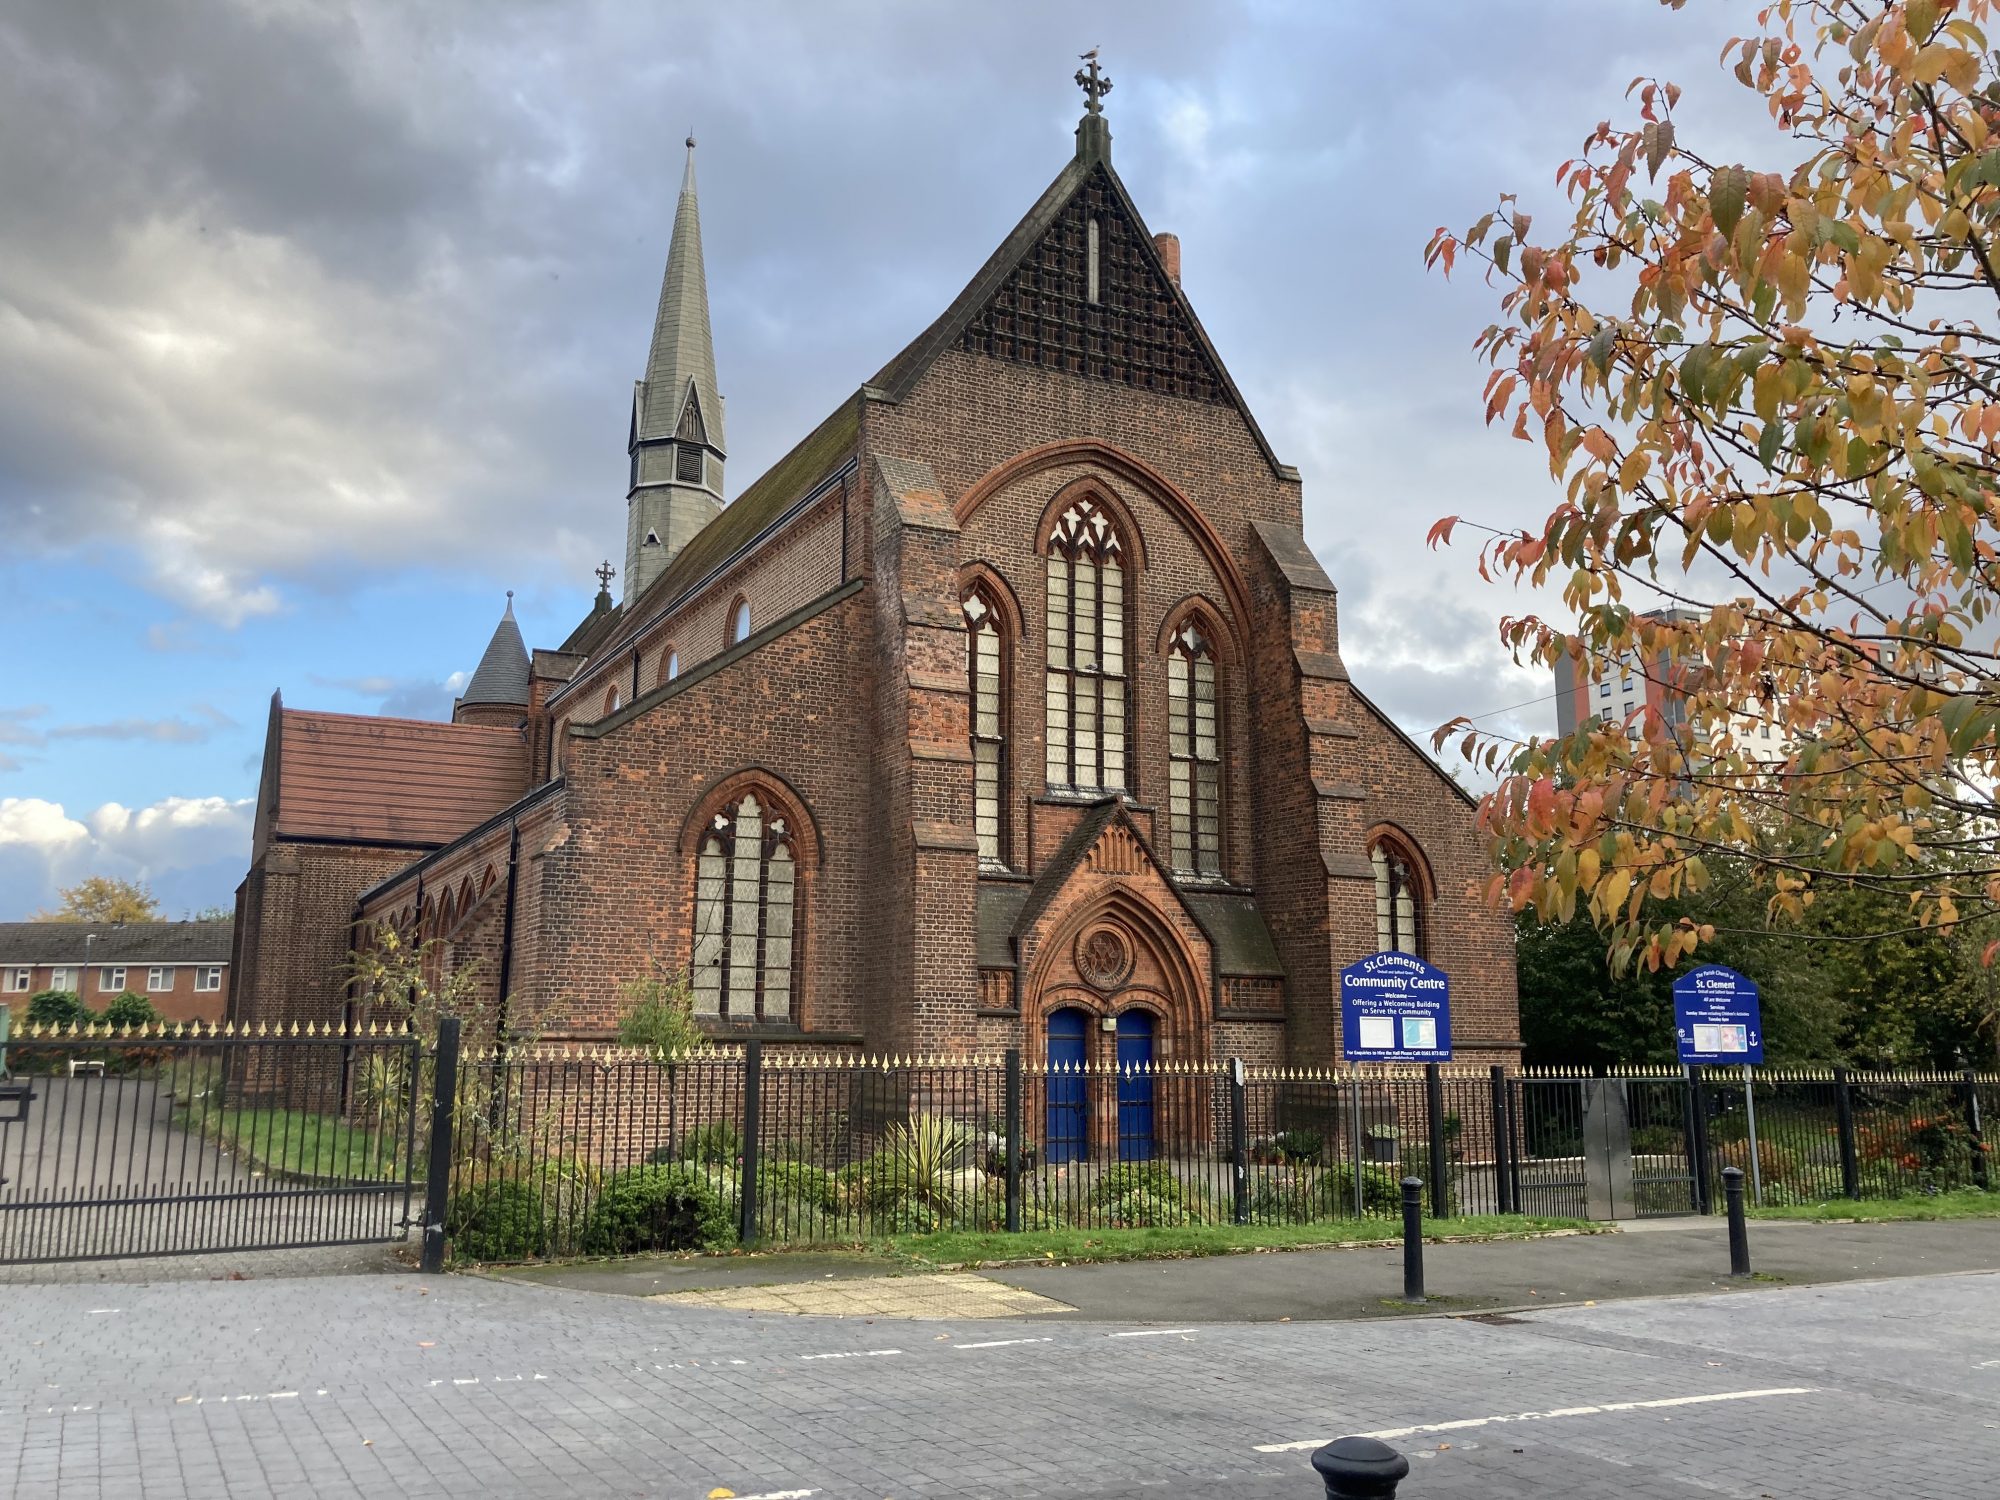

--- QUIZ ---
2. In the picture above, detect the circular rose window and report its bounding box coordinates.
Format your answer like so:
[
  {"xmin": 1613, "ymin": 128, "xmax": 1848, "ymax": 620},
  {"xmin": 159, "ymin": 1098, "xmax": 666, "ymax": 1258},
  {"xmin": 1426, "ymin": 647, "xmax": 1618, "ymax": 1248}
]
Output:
[{"xmin": 1076, "ymin": 926, "xmax": 1134, "ymax": 992}]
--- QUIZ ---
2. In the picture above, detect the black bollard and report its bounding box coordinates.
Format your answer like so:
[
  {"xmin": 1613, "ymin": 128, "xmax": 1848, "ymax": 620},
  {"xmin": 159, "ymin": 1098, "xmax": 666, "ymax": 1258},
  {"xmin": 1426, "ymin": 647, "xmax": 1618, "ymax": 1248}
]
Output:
[
  {"xmin": 1723, "ymin": 1165, "xmax": 1751, "ymax": 1278},
  {"xmin": 1313, "ymin": 1436, "xmax": 1410, "ymax": 1498},
  {"xmin": 1400, "ymin": 1174, "xmax": 1426, "ymax": 1305}
]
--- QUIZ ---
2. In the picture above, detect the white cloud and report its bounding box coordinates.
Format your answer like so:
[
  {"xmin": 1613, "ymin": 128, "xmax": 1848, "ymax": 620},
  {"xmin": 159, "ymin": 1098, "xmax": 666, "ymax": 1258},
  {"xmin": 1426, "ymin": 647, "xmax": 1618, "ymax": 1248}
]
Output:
[
  {"xmin": 0, "ymin": 794, "xmax": 252, "ymax": 919},
  {"xmin": 0, "ymin": 798, "xmax": 90, "ymax": 851}
]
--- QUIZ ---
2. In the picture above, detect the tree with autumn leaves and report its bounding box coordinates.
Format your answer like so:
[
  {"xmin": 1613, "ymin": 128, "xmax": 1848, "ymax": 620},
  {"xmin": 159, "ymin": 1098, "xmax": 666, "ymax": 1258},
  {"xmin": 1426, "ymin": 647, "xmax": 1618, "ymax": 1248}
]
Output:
[{"xmin": 1427, "ymin": 0, "xmax": 2000, "ymax": 1034}]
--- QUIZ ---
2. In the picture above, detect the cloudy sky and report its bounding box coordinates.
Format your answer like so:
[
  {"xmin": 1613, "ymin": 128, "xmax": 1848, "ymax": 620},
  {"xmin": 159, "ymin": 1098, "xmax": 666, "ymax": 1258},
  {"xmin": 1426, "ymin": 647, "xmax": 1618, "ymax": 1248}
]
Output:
[{"xmin": 0, "ymin": 0, "xmax": 1764, "ymax": 918}]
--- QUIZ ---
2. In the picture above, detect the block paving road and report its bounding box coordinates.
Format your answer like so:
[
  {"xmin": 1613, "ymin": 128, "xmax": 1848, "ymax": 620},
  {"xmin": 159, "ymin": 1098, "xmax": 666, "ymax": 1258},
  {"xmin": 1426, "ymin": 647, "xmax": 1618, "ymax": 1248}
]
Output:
[{"xmin": 1, "ymin": 1263, "xmax": 1996, "ymax": 1498}]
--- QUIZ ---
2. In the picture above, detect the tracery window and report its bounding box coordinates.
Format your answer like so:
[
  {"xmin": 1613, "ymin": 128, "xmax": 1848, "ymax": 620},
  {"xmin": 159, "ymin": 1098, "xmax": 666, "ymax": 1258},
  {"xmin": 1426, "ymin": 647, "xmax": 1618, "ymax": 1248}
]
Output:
[
  {"xmin": 963, "ymin": 586, "xmax": 1007, "ymax": 865},
  {"xmin": 1371, "ymin": 837, "xmax": 1424, "ymax": 958},
  {"xmin": 1045, "ymin": 498, "xmax": 1126, "ymax": 792},
  {"xmin": 1167, "ymin": 619, "xmax": 1222, "ymax": 876},
  {"xmin": 691, "ymin": 792, "xmax": 796, "ymax": 1022}
]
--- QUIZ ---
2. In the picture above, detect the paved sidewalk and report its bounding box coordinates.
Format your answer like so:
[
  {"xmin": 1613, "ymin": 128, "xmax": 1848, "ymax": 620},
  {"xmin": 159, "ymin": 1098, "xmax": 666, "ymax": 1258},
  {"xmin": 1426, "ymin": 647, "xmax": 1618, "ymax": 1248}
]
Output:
[{"xmin": 494, "ymin": 1216, "xmax": 2000, "ymax": 1322}]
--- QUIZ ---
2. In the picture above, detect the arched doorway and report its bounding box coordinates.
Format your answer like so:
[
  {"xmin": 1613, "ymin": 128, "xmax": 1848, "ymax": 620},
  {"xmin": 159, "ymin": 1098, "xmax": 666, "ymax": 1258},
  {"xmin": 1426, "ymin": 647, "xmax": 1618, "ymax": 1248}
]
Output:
[
  {"xmin": 1046, "ymin": 1006, "xmax": 1090, "ymax": 1164},
  {"xmin": 1115, "ymin": 1009, "xmax": 1155, "ymax": 1162}
]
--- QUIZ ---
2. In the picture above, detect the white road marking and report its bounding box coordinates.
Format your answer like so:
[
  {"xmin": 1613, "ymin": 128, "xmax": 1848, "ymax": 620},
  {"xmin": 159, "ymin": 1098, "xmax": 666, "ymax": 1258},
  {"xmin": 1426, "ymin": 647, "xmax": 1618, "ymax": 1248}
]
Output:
[
  {"xmin": 729, "ymin": 1490, "xmax": 818, "ymax": 1499},
  {"xmin": 1108, "ymin": 1328, "xmax": 1197, "ymax": 1338},
  {"xmin": 1254, "ymin": 1387, "xmax": 1818, "ymax": 1452},
  {"xmin": 796, "ymin": 1349, "xmax": 902, "ymax": 1361},
  {"xmin": 954, "ymin": 1337, "xmax": 1055, "ymax": 1350}
]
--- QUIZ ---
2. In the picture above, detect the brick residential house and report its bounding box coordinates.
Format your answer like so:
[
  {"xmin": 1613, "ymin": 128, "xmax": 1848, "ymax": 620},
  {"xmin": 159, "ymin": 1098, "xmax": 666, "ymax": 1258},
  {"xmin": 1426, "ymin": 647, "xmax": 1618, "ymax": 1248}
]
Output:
[
  {"xmin": 0, "ymin": 920, "xmax": 232, "ymax": 1024},
  {"xmin": 231, "ymin": 84, "xmax": 1519, "ymax": 1072}
]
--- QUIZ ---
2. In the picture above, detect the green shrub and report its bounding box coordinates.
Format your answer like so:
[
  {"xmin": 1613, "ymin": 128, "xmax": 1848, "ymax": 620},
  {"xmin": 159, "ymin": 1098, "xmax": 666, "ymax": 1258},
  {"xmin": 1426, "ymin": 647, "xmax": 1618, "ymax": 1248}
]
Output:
[
  {"xmin": 848, "ymin": 1115, "xmax": 979, "ymax": 1220},
  {"xmin": 579, "ymin": 1164, "xmax": 734, "ymax": 1256},
  {"xmin": 1086, "ymin": 1163, "xmax": 1219, "ymax": 1227},
  {"xmin": 1271, "ymin": 1129, "xmax": 1324, "ymax": 1165},
  {"xmin": 660, "ymin": 1120, "xmax": 742, "ymax": 1166},
  {"xmin": 101, "ymin": 992, "xmax": 161, "ymax": 1029},
  {"xmin": 756, "ymin": 1159, "xmax": 844, "ymax": 1239},
  {"xmin": 447, "ymin": 1179, "xmax": 549, "ymax": 1262},
  {"xmin": 26, "ymin": 991, "xmax": 92, "ymax": 1029},
  {"xmin": 1245, "ymin": 1163, "xmax": 1402, "ymax": 1224},
  {"xmin": 1397, "ymin": 1146, "xmax": 1461, "ymax": 1216}
]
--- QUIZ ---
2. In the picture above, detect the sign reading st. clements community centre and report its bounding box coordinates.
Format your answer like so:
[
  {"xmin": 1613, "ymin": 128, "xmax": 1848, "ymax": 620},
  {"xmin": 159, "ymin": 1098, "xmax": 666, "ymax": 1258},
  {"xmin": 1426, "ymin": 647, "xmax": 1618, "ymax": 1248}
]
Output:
[{"xmin": 1340, "ymin": 952, "xmax": 1453, "ymax": 1062}]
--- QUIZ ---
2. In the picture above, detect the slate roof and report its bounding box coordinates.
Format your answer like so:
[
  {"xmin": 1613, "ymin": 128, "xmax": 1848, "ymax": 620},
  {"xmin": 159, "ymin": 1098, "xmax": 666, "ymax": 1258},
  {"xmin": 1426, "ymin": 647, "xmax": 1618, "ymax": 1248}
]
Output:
[
  {"xmin": 580, "ymin": 398, "xmax": 860, "ymax": 665},
  {"xmin": 637, "ymin": 140, "xmax": 725, "ymax": 455},
  {"xmin": 460, "ymin": 597, "xmax": 531, "ymax": 707},
  {"xmin": 269, "ymin": 708, "xmax": 529, "ymax": 846},
  {"xmin": 0, "ymin": 920, "xmax": 233, "ymax": 967}
]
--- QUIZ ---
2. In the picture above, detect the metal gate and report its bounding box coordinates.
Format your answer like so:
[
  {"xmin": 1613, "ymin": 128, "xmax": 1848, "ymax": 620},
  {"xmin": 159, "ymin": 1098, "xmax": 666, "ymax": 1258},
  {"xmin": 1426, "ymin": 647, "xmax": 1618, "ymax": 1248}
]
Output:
[
  {"xmin": 0, "ymin": 1023, "xmax": 422, "ymax": 1264},
  {"xmin": 1506, "ymin": 1069, "xmax": 1700, "ymax": 1220}
]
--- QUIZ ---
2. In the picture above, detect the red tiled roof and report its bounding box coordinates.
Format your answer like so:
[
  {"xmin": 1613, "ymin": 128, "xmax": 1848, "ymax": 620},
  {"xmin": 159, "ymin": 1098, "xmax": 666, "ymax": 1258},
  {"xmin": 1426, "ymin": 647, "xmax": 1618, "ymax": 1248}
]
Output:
[{"xmin": 273, "ymin": 709, "xmax": 528, "ymax": 847}]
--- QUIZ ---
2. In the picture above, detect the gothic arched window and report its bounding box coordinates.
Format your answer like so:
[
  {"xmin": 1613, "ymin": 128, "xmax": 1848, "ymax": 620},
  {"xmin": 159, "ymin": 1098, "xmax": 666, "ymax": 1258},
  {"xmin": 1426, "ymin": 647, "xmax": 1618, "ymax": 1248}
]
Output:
[
  {"xmin": 1370, "ymin": 837, "xmax": 1425, "ymax": 958},
  {"xmin": 1167, "ymin": 619, "xmax": 1222, "ymax": 876},
  {"xmin": 730, "ymin": 598, "xmax": 752, "ymax": 645},
  {"xmin": 963, "ymin": 585, "xmax": 1007, "ymax": 865},
  {"xmin": 691, "ymin": 792, "xmax": 796, "ymax": 1022},
  {"xmin": 662, "ymin": 646, "xmax": 679, "ymax": 685},
  {"xmin": 1045, "ymin": 498, "xmax": 1126, "ymax": 792}
]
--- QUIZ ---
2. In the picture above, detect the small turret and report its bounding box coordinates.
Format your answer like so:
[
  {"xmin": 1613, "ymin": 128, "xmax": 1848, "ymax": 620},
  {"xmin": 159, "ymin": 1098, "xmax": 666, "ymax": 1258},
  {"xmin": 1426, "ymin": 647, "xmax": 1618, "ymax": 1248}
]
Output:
[{"xmin": 454, "ymin": 592, "xmax": 531, "ymax": 727}]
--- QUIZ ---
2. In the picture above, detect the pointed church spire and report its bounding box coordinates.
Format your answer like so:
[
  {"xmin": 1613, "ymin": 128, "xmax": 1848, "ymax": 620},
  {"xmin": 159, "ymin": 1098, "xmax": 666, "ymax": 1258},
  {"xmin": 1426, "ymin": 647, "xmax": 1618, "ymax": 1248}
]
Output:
[
  {"xmin": 456, "ymin": 591, "xmax": 531, "ymax": 719},
  {"xmin": 626, "ymin": 133, "xmax": 726, "ymax": 601}
]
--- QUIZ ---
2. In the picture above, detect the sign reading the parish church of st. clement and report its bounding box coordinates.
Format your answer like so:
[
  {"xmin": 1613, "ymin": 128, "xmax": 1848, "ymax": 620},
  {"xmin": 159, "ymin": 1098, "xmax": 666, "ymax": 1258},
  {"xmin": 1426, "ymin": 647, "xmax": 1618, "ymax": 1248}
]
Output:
[
  {"xmin": 1340, "ymin": 952, "xmax": 1453, "ymax": 1062},
  {"xmin": 1672, "ymin": 963, "xmax": 1764, "ymax": 1065}
]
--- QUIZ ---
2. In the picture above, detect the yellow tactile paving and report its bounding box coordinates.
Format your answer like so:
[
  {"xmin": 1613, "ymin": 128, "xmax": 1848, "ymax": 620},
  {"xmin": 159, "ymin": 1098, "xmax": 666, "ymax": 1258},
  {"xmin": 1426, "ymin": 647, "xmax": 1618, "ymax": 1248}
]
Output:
[{"xmin": 648, "ymin": 1271, "xmax": 1072, "ymax": 1319}]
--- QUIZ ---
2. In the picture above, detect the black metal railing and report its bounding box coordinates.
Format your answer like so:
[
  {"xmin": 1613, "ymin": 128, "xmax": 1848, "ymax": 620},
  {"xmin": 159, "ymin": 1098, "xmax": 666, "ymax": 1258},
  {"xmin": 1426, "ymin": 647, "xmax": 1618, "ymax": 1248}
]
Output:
[
  {"xmin": 434, "ymin": 1047, "xmax": 1984, "ymax": 1262},
  {"xmin": 6, "ymin": 1020, "xmax": 1992, "ymax": 1267}
]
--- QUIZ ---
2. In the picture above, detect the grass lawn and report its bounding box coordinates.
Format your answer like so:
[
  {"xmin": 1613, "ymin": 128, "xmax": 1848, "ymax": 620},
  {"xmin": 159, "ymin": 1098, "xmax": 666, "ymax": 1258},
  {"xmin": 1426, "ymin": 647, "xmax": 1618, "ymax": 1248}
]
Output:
[
  {"xmin": 1746, "ymin": 1188, "xmax": 2000, "ymax": 1222},
  {"xmin": 858, "ymin": 1213, "xmax": 1598, "ymax": 1270},
  {"xmin": 177, "ymin": 1104, "xmax": 412, "ymax": 1182}
]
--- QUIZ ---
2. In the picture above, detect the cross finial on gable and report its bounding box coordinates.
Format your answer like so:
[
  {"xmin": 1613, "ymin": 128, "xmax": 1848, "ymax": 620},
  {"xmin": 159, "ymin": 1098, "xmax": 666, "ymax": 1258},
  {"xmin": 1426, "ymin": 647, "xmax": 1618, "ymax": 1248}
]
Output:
[
  {"xmin": 595, "ymin": 559, "xmax": 617, "ymax": 591},
  {"xmin": 1075, "ymin": 48, "xmax": 1112, "ymax": 116}
]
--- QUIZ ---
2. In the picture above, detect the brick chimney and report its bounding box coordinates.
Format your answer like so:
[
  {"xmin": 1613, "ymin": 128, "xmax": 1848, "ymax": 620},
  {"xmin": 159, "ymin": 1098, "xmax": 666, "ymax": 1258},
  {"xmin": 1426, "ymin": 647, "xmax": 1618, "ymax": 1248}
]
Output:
[{"xmin": 1153, "ymin": 232, "xmax": 1181, "ymax": 286}]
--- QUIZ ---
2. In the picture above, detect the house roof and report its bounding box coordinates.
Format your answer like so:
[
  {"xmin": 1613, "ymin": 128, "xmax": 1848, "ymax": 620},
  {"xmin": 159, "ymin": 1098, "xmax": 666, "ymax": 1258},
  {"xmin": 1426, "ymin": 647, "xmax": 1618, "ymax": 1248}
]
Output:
[
  {"xmin": 271, "ymin": 709, "xmax": 529, "ymax": 846},
  {"xmin": 459, "ymin": 595, "xmax": 531, "ymax": 707},
  {"xmin": 0, "ymin": 920, "xmax": 233, "ymax": 968}
]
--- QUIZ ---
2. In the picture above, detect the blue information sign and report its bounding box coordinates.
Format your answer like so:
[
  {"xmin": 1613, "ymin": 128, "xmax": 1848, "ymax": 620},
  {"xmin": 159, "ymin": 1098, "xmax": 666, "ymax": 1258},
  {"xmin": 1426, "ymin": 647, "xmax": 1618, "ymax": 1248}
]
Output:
[
  {"xmin": 1672, "ymin": 964, "xmax": 1764, "ymax": 1065},
  {"xmin": 1341, "ymin": 952, "xmax": 1452, "ymax": 1062}
]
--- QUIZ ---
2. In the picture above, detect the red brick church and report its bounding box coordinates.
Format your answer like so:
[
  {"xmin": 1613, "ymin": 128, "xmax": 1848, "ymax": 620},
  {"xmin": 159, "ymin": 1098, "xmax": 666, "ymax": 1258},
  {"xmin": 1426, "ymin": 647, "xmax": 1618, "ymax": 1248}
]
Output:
[{"xmin": 231, "ymin": 76, "xmax": 1519, "ymax": 1070}]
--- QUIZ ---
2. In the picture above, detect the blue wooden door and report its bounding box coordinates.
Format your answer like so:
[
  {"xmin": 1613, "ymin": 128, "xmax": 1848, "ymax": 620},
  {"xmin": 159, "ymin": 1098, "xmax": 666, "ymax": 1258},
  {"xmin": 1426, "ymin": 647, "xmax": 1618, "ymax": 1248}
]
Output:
[
  {"xmin": 1116, "ymin": 1010, "xmax": 1155, "ymax": 1162},
  {"xmin": 1045, "ymin": 1008, "xmax": 1089, "ymax": 1164}
]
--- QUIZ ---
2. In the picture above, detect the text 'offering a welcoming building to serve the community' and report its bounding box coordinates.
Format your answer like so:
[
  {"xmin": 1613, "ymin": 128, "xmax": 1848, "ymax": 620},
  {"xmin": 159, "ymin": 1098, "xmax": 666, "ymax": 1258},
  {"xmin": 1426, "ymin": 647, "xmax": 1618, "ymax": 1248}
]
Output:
[{"xmin": 1339, "ymin": 952, "xmax": 1453, "ymax": 1062}]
